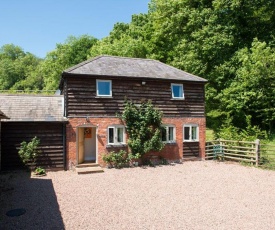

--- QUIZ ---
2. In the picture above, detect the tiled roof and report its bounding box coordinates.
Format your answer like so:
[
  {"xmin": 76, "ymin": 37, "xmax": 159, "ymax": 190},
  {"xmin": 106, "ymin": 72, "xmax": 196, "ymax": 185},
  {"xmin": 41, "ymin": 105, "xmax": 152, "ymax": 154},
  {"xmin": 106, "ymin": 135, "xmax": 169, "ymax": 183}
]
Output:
[
  {"xmin": 0, "ymin": 110, "xmax": 9, "ymax": 119},
  {"xmin": 63, "ymin": 55, "xmax": 207, "ymax": 82},
  {"xmin": 0, "ymin": 95, "xmax": 65, "ymax": 122}
]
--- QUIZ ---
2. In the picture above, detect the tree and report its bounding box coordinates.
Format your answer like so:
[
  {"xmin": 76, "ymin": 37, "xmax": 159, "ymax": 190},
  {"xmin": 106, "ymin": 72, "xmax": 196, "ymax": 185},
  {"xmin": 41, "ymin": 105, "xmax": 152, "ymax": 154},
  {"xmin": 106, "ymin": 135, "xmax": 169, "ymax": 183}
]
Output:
[
  {"xmin": 41, "ymin": 35, "xmax": 98, "ymax": 90},
  {"xmin": 90, "ymin": 14, "xmax": 151, "ymax": 58},
  {"xmin": 218, "ymin": 39, "xmax": 275, "ymax": 132},
  {"xmin": 0, "ymin": 44, "xmax": 42, "ymax": 90}
]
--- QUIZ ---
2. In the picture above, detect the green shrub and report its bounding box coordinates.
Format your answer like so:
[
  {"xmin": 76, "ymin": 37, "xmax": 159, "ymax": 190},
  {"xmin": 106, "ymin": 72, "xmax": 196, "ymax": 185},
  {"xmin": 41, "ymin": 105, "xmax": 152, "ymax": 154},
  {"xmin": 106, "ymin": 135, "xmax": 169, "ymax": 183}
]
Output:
[
  {"xmin": 34, "ymin": 167, "xmax": 46, "ymax": 175},
  {"xmin": 103, "ymin": 150, "xmax": 130, "ymax": 168},
  {"xmin": 18, "ymin": 137, "xmax": 41, "ymax": 168}
]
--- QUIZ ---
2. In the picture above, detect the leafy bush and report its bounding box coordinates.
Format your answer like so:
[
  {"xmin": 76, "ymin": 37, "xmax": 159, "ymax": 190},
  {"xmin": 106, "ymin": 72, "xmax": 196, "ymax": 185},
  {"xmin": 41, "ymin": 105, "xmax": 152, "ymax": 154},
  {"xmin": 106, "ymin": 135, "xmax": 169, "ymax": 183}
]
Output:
[
  {"xmin": 103, "ymin": 150, "xmax": 129, "ymax": 168},
  {"xmin": 18, "ymin": 137, "xmax": 41, "ymax": 168},
  {"xmin": 215, "ymin": 116, "xmax": 267, "ymax": 141},
  {"xmin": 34, "ymin": 167, "xmax": 46, "ymax": 175}
]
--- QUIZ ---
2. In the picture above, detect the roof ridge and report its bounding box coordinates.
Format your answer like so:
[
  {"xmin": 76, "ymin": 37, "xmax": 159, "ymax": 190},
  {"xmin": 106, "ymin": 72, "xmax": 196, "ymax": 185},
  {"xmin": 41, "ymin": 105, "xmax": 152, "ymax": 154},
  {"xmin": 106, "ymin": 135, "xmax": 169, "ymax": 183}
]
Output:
[{"xmin": 63, "ymin": 55, "xmax": 160, "ymax": 73}]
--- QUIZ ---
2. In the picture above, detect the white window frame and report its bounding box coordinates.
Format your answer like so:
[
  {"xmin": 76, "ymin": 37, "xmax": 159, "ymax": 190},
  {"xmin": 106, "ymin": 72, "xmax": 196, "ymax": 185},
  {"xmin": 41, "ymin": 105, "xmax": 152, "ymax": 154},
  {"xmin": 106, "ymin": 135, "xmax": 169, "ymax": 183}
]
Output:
[
  {"xmin": 107, "ymin": 125, "xmax": 125, "ymax": 145},
  {"xmin": 183, "ymin": 124, "xmax": 199, "ymax": 142},
  {"xmin": 96, "ymin": 79, "xmax": 112, "ymax": 97},
  {"xmin": 171, "ymin": 83, "xmax": 184, "ymax": 99},
  {"xmin": 162, "ymin": 125, "xmax": 176, "ymax": 143}
]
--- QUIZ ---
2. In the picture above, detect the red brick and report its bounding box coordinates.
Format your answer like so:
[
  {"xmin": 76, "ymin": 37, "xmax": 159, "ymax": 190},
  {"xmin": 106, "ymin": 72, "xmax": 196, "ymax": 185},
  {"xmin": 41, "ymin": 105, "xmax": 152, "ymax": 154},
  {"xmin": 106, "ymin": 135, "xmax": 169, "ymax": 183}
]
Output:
[{"xmin": 66, "ymin": 117, "xmax": 205, "ymax": 169}]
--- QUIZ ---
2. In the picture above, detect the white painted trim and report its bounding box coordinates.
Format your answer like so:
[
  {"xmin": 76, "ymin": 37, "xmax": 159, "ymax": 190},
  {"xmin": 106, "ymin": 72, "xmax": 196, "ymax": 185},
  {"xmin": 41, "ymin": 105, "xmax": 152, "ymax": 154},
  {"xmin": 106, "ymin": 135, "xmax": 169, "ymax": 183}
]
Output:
[
  {"xmin": 107, "ymin": 125, "xmax": 126, "ymax": 145},
  {"xmin": 183, "ymin": 124, "xmax": 199, "ymax": 142},
  {"xmin": 162, "ymin": 124, "xmax": 176, "ymax": 143},
  {"xmin": 96, "ymin": 79, "xmax": 112, "ymax": 97},
  {"xmin": 171, "ymin": 83, "xmax": 184, "ymax": 99}
]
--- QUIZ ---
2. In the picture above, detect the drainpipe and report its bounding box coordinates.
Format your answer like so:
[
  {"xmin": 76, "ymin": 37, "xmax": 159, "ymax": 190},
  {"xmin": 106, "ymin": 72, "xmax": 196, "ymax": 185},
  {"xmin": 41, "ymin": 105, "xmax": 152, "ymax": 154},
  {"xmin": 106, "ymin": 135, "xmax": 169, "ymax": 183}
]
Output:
[{"xmin": 63, "ymin": 123, "xmax": 67, "ymax": 170}]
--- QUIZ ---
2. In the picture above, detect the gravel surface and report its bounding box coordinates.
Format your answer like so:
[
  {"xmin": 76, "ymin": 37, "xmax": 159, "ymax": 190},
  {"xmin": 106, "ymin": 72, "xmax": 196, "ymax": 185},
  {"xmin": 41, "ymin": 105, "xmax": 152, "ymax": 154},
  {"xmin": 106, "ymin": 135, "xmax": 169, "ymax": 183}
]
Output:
[{"xmin": 1, "ymin": 161, "xmax": 275, "ymax": 230}]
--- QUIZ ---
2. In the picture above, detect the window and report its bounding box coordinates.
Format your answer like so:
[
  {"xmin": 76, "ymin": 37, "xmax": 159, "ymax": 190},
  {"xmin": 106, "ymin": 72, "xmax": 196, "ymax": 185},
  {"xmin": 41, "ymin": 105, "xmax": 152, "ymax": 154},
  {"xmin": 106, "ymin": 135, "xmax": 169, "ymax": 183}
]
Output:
[
  {"xmin": 108, "ymin": 126, "xmax": 125, "ymax": 145},
  {"xmin": 162, "ymin": 125, "xmax": 176, "ymax": 143},
  {"xmin": 171, "ymin": 83, "xmax": 184, "ymax": 99},
  {"xmin": 184, "ymin": 125, "xmax": 199, "ymax": 141},
  {"xmin": 97, "ymin": 80, "xmax": 112, "ymax": 97}
]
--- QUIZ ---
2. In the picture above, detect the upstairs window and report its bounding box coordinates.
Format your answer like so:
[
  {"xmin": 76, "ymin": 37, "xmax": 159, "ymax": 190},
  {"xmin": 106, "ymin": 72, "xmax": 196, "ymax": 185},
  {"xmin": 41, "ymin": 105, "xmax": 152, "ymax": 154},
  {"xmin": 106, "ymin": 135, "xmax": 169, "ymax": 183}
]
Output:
[
  {"xmin": 171, "ymin": 83, "xmax": 184, "ymax": 99},
  {"xmin": 97, "ymin": 80, "xmax": 112, "ymax": 97},
  {"xmin": 162, "ymin": 125, "xmax": 176, "ymax": 143},
  {"xmin": 184, "ymin": 125, "xmax": 199, "ymax": 141},
  {"xmin": 108, "ymin": 126, "xmax": 125, "ymax": 145}
]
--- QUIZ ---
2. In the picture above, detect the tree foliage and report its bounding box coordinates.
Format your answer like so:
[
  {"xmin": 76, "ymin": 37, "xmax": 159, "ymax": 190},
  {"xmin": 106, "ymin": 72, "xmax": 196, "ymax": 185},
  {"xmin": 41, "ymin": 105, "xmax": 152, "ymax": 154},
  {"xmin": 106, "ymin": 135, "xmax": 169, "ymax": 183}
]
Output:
[
  {"xmin": 2, "ymin": 0, "xmax": 275, "ymax": 134},
  {"xmin": 41, "ymin": 35, "xmax": 98, "ymax": 90},
  {"xmin": 0, "ymin": 44, "xmax": 42, "ymax": 90}
]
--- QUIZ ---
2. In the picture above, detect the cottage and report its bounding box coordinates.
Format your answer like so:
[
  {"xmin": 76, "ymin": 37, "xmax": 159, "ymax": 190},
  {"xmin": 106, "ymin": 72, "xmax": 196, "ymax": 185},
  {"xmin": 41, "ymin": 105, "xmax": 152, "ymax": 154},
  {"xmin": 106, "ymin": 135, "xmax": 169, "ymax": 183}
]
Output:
[
  {"xmin": 0, "ymin": 95, "xmax": 66, "ymax": 170},
  {"xmin": 59, "ymin": 55, "xmax": 207, "ymax": 169}
]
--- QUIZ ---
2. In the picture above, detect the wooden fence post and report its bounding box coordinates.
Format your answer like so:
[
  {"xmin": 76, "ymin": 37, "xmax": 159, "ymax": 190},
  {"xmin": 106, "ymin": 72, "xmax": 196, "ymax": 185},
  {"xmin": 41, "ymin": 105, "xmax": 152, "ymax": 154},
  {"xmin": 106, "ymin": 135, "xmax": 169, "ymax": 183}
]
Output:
[{"xmin": 255, "ymin": 139, "xmax": 260, "ymax": 167}]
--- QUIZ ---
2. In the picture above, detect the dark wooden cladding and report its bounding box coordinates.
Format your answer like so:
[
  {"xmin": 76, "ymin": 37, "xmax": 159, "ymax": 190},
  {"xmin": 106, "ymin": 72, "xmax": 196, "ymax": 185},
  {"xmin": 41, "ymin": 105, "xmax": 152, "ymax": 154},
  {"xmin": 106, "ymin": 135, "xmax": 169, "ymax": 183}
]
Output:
[
  {"xmin": 183, "ymin": 142, "xmax": 200, "ymax": 158},
  {"xmin": 64, "ymin": 76, "xmax": 205, "ymax": 117},
  {"xmin": 1, "ymin": 122, "xmax": 64, "ymax": 170}
]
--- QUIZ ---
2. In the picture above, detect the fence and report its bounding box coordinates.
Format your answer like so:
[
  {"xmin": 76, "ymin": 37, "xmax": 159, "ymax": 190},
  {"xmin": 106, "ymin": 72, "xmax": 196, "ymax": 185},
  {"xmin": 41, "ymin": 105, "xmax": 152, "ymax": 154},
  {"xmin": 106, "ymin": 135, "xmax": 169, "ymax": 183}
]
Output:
[
  {"xmin": 259, "ymin": 144, "xmax": 275, "ymax": 169},
  {"xmin": 206, "ymin": 139, "xmax": 275, "ymax": 169}
]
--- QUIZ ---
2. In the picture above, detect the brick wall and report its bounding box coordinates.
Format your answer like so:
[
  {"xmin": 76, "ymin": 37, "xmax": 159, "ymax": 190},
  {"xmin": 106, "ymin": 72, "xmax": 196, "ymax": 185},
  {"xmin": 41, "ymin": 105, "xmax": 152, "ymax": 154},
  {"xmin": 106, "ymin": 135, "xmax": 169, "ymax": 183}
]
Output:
[{"xmin": 66, "ymin": 117, "xmax": 205, "ymax": 169}]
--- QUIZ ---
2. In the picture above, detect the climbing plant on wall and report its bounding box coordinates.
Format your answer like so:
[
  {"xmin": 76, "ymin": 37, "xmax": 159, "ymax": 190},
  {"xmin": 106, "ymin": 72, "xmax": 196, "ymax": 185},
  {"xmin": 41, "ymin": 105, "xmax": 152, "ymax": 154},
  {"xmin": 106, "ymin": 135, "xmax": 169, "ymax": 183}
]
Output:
[{"xmin": 120, "ymin": 99, "xmax": 164, "ymax": 158}]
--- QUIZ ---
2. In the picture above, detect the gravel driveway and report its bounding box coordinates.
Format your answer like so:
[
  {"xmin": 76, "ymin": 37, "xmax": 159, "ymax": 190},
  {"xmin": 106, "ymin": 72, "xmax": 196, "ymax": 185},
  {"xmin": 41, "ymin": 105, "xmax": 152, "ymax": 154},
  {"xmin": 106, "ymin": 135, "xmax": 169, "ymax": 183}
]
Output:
[{"xmin": 1, "ymin": 161, "xmax": 275, "ymax": 230}]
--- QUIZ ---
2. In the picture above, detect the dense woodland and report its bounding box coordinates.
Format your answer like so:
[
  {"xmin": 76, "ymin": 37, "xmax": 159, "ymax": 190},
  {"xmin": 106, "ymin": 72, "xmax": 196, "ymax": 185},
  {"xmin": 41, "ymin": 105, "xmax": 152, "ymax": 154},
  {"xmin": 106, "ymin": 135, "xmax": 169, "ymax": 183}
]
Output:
[{"xmin": 1, "ymin": 0, "xmax": 275, "ymax": 137}]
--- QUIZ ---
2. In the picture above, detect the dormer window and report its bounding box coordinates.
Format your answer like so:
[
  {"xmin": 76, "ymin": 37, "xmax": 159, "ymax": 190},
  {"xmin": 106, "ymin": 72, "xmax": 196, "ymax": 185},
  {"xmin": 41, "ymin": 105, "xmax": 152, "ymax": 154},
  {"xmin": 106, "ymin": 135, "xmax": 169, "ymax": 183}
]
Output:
[
  {"xmin": 97, "ymin": 80, "xmax": 112, "ymax": 97},
  {"xmin": 171, "ymin": 83, "xmax": 184, "ymax": 99}
]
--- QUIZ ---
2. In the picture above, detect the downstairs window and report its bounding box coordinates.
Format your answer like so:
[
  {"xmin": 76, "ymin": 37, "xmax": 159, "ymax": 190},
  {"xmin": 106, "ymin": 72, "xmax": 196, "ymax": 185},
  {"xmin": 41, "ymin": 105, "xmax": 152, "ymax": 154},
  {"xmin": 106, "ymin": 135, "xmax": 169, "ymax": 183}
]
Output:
[
  {"xmin": 108, "ymin": 125, "xmax": 125, "ymax": 145},
  {"xmin": 162, "ymin": 125, "xmax": 176, "ymax": 143},
  {"xmin": 184, "ymin": 125, "xmax": 199, "ymax": 141}
]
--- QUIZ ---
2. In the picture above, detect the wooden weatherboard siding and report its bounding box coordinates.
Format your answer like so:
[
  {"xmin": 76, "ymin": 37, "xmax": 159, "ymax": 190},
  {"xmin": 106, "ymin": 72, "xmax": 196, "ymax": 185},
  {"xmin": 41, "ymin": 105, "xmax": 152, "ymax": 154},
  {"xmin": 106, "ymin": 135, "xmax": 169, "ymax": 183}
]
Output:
[
  {"xmin": 65, "ymin": 76, "xmax": 205, "ymax": 118},
  {"xmin": 183, "ymin": 142, "xmax": 200, "ymax": 159},
  {"xmin": 1, "ymin": 122, "xmax": 64, "ymax": 170}
]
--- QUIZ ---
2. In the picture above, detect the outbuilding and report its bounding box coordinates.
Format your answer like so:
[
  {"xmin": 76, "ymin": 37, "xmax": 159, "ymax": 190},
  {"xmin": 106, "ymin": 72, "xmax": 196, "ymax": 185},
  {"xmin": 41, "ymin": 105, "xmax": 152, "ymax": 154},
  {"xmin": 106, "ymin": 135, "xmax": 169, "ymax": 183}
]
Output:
[{"xmin": 0, "ymin": 95, "xmax": 66, "ymax": 170}]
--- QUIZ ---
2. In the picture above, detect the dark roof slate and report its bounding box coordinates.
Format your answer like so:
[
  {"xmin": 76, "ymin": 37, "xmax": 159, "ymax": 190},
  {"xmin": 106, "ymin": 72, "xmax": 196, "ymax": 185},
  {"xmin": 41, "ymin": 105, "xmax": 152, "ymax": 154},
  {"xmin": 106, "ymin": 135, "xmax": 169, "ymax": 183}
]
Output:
[
  {"xmin": 0, "ymin": 95, "xmax": 65, "ymax": 122},
  {"xmin": 63, "ymin": 55, "xmax": 207, "ymax": 82}
]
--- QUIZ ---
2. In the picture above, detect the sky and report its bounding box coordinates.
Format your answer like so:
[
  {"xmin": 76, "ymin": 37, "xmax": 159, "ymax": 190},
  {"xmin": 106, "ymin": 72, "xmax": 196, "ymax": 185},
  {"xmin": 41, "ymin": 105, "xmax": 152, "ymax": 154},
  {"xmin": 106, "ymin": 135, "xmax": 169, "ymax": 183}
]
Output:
[{"xmin": 0, "ymin": 0, "xmax": 150, "ymax": 58}]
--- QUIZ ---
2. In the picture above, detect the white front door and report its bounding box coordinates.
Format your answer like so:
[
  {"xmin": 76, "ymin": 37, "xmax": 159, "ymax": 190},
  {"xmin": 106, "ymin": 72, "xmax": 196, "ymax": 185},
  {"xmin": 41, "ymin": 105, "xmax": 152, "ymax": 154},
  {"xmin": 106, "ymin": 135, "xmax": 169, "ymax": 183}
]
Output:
[
  {"xmin": 84, "ymin": 127, "xmax": 96, "ymax": 161},
  {"xmin": 78, "ymin": 127, "xmax": 97, "ymax": 164}
]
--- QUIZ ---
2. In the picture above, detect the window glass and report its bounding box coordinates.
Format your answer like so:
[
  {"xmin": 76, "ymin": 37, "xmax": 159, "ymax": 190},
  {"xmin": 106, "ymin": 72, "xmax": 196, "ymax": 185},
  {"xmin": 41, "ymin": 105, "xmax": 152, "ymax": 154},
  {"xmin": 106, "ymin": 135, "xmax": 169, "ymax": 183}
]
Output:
[
  {"xmin": 117, "ymin": 127, "xmax": 123, "ymax": 143},
  {"xmin": 108, "ymin": 126, "xmax": 125, "ymax": 145},
  {"xmin": 108, "ymin": 127, "xmax": 114, "ymax": 143},
  {"xmin": 192, "ymin": 126, "xmax": 197, "ymax": 140},
  {"xmin": 171, "ymin": 84, "xmax": 184, "ymax": 98},
  {"xmin": 97, "ymin": 80, "xmax": 111, "ymax": 96},
  {"xmin": 184, "ymin": 127, "xmax": 190, "ymax": 140},
  {"xmin": 162, "ymin": 127, "xmax": 167, "ymax": 142},
  {"xmin": 169, "ymin": 127, "xmax": 174, "ymax": 141},
  {"xmin": 162, "ymin": 125, "xmax": 175, "ymax": 142},
  {"xmin": 184, "ymin": 125, "xmax": 199, "ymax": 141}
]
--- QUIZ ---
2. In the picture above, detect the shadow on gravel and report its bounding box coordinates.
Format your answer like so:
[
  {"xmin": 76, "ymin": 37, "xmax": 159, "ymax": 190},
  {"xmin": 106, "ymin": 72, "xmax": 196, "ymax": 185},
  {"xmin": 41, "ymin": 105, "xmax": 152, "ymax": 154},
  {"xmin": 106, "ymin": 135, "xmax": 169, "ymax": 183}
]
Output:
[{"xmin": 0, "ymin": 170, "xmax": 64, "ymax": 230}]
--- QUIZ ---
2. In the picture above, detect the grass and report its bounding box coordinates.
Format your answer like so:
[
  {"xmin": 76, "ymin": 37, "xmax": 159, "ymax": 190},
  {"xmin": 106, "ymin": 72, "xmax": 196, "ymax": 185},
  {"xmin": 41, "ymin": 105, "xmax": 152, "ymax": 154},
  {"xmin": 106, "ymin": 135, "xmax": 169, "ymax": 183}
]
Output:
[{"xmin": 259, "ymin": 134, "xmax": 275, "ymax": 170}]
